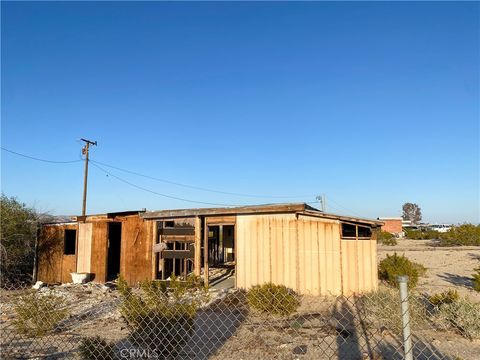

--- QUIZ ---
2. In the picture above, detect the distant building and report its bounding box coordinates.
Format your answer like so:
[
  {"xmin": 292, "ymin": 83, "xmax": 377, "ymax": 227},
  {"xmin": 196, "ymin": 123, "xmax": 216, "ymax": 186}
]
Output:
[
  {"xmin": 429, "ymin": 224, "xmax": 452, "ymax": 233},
  {"xmin": 377, "ymin": 217, "xmax": 403, "ymax": 235}
]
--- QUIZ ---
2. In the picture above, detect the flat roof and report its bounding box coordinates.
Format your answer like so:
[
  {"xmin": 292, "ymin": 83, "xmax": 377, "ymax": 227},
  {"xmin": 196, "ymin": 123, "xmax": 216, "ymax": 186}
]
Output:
[
  {"xmin": 72, "ymin": 210, "xmax": 146, "ymax": 221},
  {"xmin": 142, "ymin": 203, "xmax": 383, "ymax": 226}
]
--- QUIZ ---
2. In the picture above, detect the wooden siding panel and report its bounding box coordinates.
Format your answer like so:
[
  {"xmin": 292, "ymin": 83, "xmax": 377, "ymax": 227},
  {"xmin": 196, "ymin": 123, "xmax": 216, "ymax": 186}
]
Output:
[
  {"xmin": 121, "ymin": 216, "xmax": 150, "ymax": 285},
  {"xmin": 77, "ymin": 223, "xmax": 93, "ymax": 273},
  {"xmin": 307, "ymin": 221, "xmax": 318, "ymax": 295},
  {"xmin": 331, "ymin": 223, "xmax": 342, "ymax": 295},
  {"xmin": 255, "ymin": 216, "xmax": 262, "ymax": 285},
  {"xmin": 235, "ymin": 213, "xmax": 375, "ymax": 296},
  {"xmin": 284, "ymin": 218, "xmax": 295, "ymax": 290},
  {"xmin": 318, "ymin": 222, "xmax": 327, "ymax": 296},
  {"xmin": 236, "ymin": 215, "xmax": 247, "ymax": 289},
  {"xmin": 271, "ymin": 217, "xmax": 279, "ymax": 285},
  {"xmin": 38, "ymin": 226, "xmax": 63, "ymax": 283},
  {"xmin": 38, "ymin": 224, "xmax": 78, "ymax": 284},
  {"xmin": 371, "ymin": 239, "xmax": 378, "ymax": 291},
  {"xmin": 240, "ymin": 216, "xmax": 248, "ymax": 288},
  {"xmin": 205, "ymin": 216, "xmax": 236, "ymax": 225},
  {"xmin": 61, "ymin": 256, "xmax": 76, "ymax": 283},
  {"xmin": 262, "ymin": 216, "xmax": 272, "ymax": 283},
  {"xmin": 90, "ymin": 222, "xmax": 108, "ymax": 283}
]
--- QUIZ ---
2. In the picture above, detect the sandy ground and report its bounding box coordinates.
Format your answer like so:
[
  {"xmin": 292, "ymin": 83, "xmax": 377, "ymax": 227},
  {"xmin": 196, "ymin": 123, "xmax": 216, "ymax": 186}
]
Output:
[
  {"xmin": 2, "ymin": 242, "xmax": 479, "ymax": 359},
  {"xmin": 378, "ymin": 239, "xmax": 480, "ymax": 301}
]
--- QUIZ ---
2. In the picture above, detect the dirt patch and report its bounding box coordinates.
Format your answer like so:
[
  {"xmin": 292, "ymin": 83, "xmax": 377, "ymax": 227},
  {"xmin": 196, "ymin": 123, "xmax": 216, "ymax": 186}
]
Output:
[{"xmin": 378, "ymin": 239, "xmax": 480, "ymax": 301}]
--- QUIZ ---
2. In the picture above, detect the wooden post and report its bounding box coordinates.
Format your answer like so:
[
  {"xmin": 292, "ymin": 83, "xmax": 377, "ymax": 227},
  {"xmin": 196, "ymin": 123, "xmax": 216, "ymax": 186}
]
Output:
[
  {"xmin": 219, "ymin": 225, "xmax": 223, "ymax": 264},
  {"xmin": 160, "ymin": 222, "xmax": 165, "ymax": 280},
  {"xmin": 173, "ymin": 241, "xmax": 176, "ymax": 276},
  {"xmin": 203, "ymin": 218, "xmax": 209, "ymax": 287},
  {"xmin": 234, "ymin": 222, "xmax": 238, "ymax": 289},
  {"xmin": 151, "ymin": 221, "xmax": 158, "ymax": 280},
  {"xmin": 355, "ymin": 224, "xmax": 359, "ymax": 293},
  {"xmin": 194, "ymin": 216, "xmax": 201, "ymax": 276}
]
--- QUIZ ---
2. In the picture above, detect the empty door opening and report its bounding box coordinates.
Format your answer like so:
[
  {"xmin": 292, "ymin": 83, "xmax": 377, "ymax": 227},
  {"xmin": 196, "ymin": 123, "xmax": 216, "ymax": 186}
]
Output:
[
  {"xmin": 107, "ymin": 222, "xmax": 122, "ymax": 281},
  {"xmin": 205, "ymin": 225, "xmax": 235, "ymax": 267}
]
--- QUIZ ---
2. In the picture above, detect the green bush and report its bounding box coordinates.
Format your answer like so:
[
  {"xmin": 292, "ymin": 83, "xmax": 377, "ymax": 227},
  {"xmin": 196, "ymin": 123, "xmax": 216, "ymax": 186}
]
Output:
[
  {"xmin": 438, "ymin": 224, "xmax": 480, "ymax": 246},
  {"xmin": 405, "ymin": 229, "xmax": 440, "ymax": 240},
  {"xmin": 435, "ymin": 297, "xmax": 480, "ymax": 339},
  {"xmin": 472, "ymin": 267, "xmax": 480, "ymax": 292},
  {"xmin": 378, "ymin": 253, "xmax": 426, "ymax": 288},
  {"xmin": 79, "ymin": 336, "xmax": 116, "ymax": 360},
  {"xmin": 429, "ymin": 290, "xmax": 459, "ymax": 308},
  {"xmin": 117, "ymin": 275, "xmax": 209, "ymax": 357},
  {"xmin": 377, "ymin": 231, "xmax": 397, "ymax": 246},
  {"xmin": 0, "ymin": 195, "xmax": 38, "ymax": 285},
  {"xmin": 247, "ymin": 283, "xmax": 299, "ymax": 316},
  {"xmin": 13, "ymin": 291, "xmax": 70, "ymax": 337}
]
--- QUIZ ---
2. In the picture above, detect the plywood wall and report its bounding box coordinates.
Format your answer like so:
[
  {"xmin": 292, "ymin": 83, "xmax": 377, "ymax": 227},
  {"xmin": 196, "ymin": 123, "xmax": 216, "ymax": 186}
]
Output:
[
  {"xmin": 236, "ymin": 214, "xmax": 377, "ymax": 296},
  {"xmin": 84, "ymin": 216, "xmax": 152, "ymax": 285},
  {"xmin": 120, "ymin": 216, "xmax": 152, "ymax": 285},
  {"xmin": 39, "ymin": 216, "xmax": 152, "ymax": 285},
  {"xmin": 340, "ymin": 239, "xmax": 378, "ymax": 295},
  {"xmin": 90, "ymin": 222, "xmax": 108, "ymax": 282},
  {"xmin": 37, "ymin": 224, "xmax": 77, "ymax": 284},
  {"xmin": 77, "ymin": 223, "xmax": 92, "ymax": 273}
]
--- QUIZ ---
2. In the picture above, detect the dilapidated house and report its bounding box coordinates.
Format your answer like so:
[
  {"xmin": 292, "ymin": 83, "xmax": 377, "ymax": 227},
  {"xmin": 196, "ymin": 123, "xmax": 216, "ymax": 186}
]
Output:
[
  {"xmin": 37, "ymin": 211, "xmax": 150, "ymax": 285},
  {"xmin": 37, "ymin": 203, "xmax": 382, "ymax": 295}
]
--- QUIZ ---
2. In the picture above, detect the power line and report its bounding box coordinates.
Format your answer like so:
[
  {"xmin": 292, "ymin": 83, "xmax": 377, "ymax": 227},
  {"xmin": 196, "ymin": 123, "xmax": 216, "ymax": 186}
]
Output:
[
  {"xmin": 89, "ymin": 158, "xmax": 314, "ymax": 199},
  {"xmin": 1, "ymin": 147, "xmax": 82, "ymax": 164},
  {"xmin": 90, "ymin": 161, "xmax": 239, "ymax": 207},
  {"xmin": 1, "ymin": 146, "xmax": 343, "ymax": 210},
  {"xmin": 324, "ymin": 195, "xmax": 365, "ymax": 217}
]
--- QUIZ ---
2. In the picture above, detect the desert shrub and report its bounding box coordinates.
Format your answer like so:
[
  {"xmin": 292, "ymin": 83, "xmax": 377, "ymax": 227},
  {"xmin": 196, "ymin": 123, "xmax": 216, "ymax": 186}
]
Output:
[
  {"xmin": 357, "ymin": 286, "xmax": 427, "ymax": 334},
  {"xmin": 247, "ymin": 283, "xmax": 299, "ymax": 316},
  {"xmin": 13, "ymin": 291, "xmax": 69, "ymax": 337},
  {"xmin": 378, "ymin": 253, "xmax": 426, "ymax": 288},
  {"xmin": 438, "ymin": 224, "xmax": 480, "ymax": 246},
  {"xmin": 79, "ymin": 336, "xmax": 116, "ymax": 360},
  {"xmin": 472, "ymin": 267, "xmax": 480, "ymax": 292},
  {"xmin": 0, "ymin": 195, "xmax": 38, "ymax": 285},
  {"xmin": 429, "ymin": 289, "xmax": 459, "ymax": 308},
  {"xmin": 405, "ymin": 229, "xmax": 440, "ymax": 240},
  {"xmin": 118, "ymin": 275, "xmax": 208, "ymax": 357},
  {"xmin": 377, "ymin": 231, "xmax": 397, "ymax": 246},
  {"xmin": 434, "ymin": 297, "xmax": 480, "ymax": 339}
]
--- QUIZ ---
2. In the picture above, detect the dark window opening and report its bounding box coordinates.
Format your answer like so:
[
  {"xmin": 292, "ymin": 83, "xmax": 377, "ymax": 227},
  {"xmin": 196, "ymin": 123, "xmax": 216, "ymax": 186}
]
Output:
[
  {"xmin": 358, "ymin": 226, "xmax": 372, "ymax": 238},
  {"xmin": 341, "ymin": 223, "xmax": 356, "ymax": 238},
  {"xmin": 341, "ymin": 223, "xmax": 372, "ymax": 239},
  {"xmin": 64, "ymin": 229, "xmax": 76, "ymax": 255},
  {"xmin": 164, "ymin": 221, "xmax": 175, "ymax": 228}
]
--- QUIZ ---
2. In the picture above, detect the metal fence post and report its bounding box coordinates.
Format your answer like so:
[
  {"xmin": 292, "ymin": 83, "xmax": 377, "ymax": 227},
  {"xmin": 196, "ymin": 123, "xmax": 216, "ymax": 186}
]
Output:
[{"xmin": 398, "ymin": 275, "xmax": 413, "ymax": 360}]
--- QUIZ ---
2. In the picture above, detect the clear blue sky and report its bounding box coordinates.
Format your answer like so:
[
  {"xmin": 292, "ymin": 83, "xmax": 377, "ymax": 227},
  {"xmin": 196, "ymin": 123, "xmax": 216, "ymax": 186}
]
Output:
[{"xmin": 1, "ymin": 2, "xmax": 479, "ymax": 223}]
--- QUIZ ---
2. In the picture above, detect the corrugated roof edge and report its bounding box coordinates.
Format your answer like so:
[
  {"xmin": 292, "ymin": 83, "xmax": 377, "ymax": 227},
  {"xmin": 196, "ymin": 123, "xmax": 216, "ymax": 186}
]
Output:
[
  {"xmin": 301, "ymin": 210, "xmax": 384, "ymax": 226},
  {"xmin": 141, "ymin": 203, "xmax": 308, "ymax": 219},
  {"xmin": 141, "ymin": 203, "xmax": 383, "ymax": 226},
  {"xmin": 71, "ymin": 209, "xmax": 147, "ymax": 221}
]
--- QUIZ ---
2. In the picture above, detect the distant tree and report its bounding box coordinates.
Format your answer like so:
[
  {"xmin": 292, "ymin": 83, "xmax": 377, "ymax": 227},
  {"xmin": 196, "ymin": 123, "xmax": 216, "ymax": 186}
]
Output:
[
  {"xmin": 0, "ymin": 195, "xmax": 38, "ymax": 285},
  {"xmin": 402, "ymin": 203, "xmax": 422, "ymax": 224}
]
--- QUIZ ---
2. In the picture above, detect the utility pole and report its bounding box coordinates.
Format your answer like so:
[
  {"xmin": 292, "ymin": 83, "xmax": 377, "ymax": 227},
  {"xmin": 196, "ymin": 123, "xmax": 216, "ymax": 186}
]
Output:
[
  {"xmin": 316, "ymin": 194, "xmax": 326, "ymax": 212},
  {"xmin": 80, "ymin": 138, "xmax": 97, "ymax": 218}
]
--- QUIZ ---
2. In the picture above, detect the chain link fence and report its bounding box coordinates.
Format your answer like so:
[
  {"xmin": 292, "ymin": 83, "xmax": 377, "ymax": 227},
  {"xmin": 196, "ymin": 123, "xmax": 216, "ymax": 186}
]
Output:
[{"xmin": 1, "ymin": 275, "xmax": 479, "ymax": 360}]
